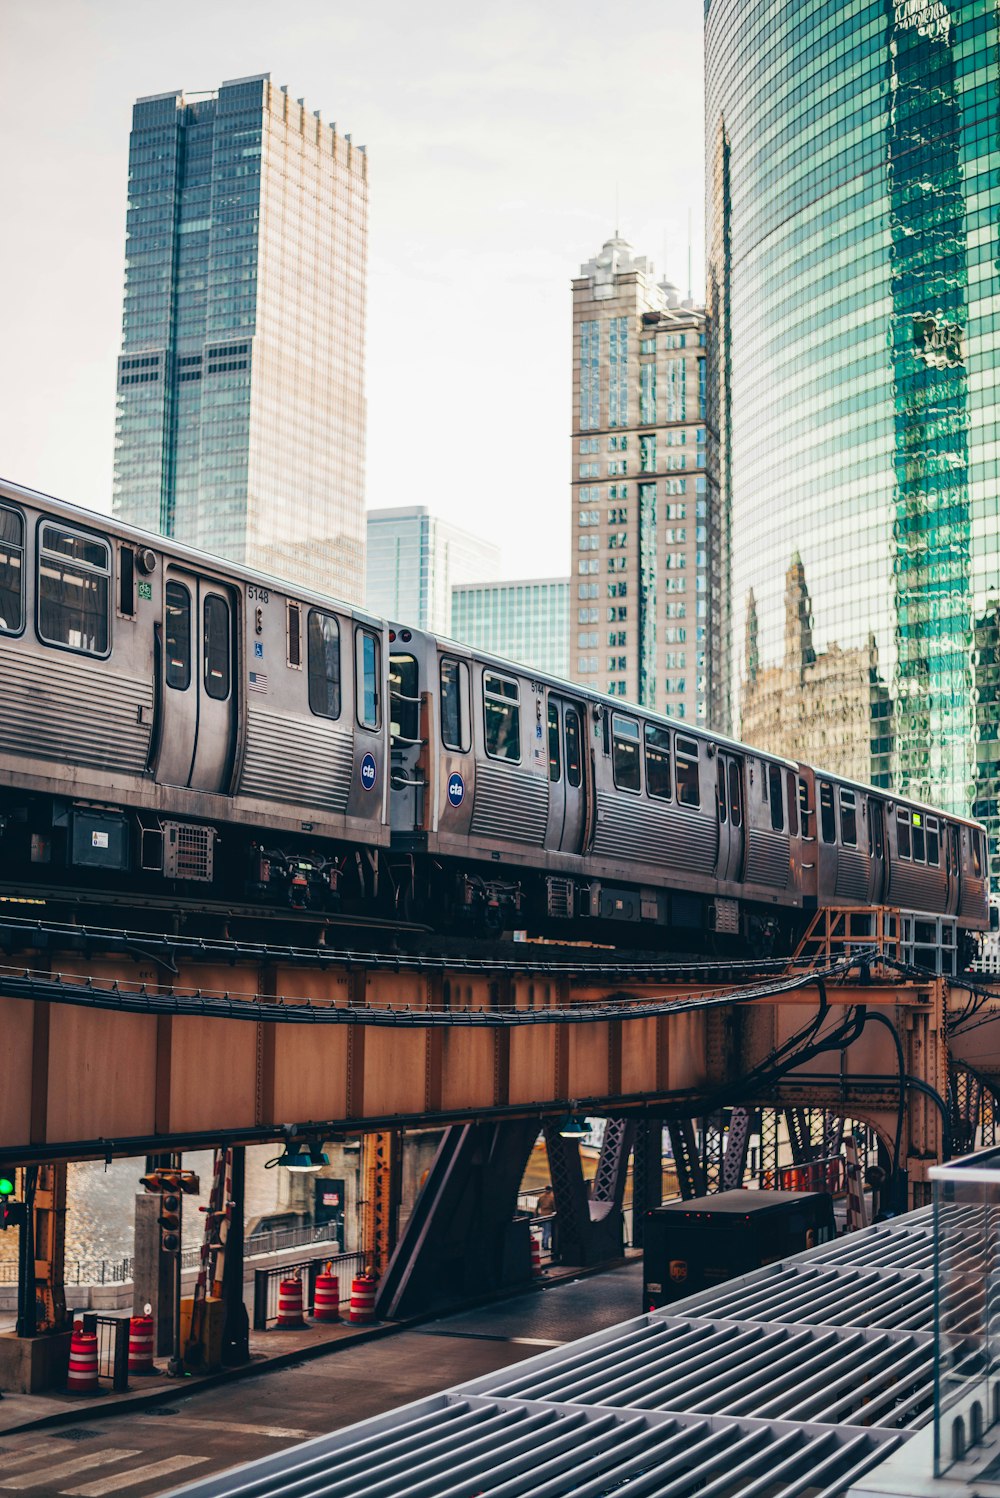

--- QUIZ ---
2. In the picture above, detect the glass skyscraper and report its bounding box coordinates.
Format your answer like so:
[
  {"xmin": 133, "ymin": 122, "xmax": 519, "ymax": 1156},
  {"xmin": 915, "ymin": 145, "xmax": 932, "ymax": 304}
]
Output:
[
  {"xmin": 452, "ymin": 578, "xmax": 570, "ymax": 678},
  {"xmin": 707, "ymin": 1, "xmax": 1000, "ymax": 880},
  {"xmin": 113, "ymin": 74, "xmax": 368, "ymax": 602},
  {"xmin": 366, "ymin": 506, "xmax": 500, "ymax": 633}
]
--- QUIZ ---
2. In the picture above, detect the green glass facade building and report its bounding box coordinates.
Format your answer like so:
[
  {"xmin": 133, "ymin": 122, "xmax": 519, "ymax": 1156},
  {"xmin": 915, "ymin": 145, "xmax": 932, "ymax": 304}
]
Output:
[
  {"xmin": 707, "ymin": 0, "xmax": 1000, "ymax": 879},
  {"xmin": 113, "ymin": 75, "xmax": 368, "ymax": 601}
]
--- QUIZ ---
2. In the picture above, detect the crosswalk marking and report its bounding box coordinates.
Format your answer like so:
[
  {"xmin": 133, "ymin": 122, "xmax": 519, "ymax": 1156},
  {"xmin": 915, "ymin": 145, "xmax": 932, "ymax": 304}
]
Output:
[
  {"xmin": 181, "ymin": 1419, "xmax": 311, "ymax": 1440},
  {"xmin": 62, "ymin": 1455, "xmax": 210, "ymax": 1496},
  {"xmin": 0, "ymin": 1447, "xmax": 55, "ymax": 1474},
  {"xmin": 1, "ymin": 1450, "xmax": 137, "ymax": 1490}
]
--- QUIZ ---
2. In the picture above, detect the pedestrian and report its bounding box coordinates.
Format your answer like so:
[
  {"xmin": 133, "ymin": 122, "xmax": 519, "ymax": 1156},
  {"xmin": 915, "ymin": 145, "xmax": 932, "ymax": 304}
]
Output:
[{"xmin": 537, "ymin": 1184, "xmax": 555, "ymax": 1250}]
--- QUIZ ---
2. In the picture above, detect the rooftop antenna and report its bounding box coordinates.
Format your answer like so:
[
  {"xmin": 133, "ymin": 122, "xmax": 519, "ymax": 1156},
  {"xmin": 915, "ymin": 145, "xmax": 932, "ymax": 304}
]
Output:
[{"xmin": 687, "ymin": 208, "xmax": 693, "ymax": 301}]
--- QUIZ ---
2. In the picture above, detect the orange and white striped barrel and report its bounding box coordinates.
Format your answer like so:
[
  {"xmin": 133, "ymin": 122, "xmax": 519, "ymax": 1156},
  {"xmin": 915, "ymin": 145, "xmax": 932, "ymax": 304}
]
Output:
[
  {"xmin": 349, "ymin": 1276, "xmax": 377, "ymax": 1323},
  {"xmin": 67, "ymin": 1327, "xmax": 99, "ymax": 1394},
  {"xmin": 276, "ymin": 1276, "xmax": 306, "ymax": 1329},
  {"xmin": 128, "ymin": 1315, "xmax": 155, "ymax": 1374},
  {"xmin": 313, "ymin": 1273, "xmax": 340, "ymax": 1322},
  {"xmin": 530, "ymin": 1231, "xmax": 543, "ymax": 1276}
]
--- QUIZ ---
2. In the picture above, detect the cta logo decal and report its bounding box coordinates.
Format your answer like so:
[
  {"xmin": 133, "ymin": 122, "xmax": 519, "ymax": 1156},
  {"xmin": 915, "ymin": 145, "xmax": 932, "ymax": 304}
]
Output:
[
  {"xmin": 447, "ymin": 773, "xmax": 465, "ymax": 808},
  {"xmin": 360, "ymin": 753, "xmax": 378, "ymax": 791}
]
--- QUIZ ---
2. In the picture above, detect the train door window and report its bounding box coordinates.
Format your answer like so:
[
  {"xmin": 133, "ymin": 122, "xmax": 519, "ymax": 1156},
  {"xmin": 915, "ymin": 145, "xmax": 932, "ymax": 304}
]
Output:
[
  {"xmin": 203, "ymin": 595, "xmax": 231, "ymax": 701},
  {"xmin": 870, "ymin": 798, "xmax": 884, "ymax": 860},
  {"xmin": 164, "ymin": 581, "xmax": 191, "ymax": 690},
  {"xmin": 799, "ymin": 778, "xmax": 813, "ymax": 837},
  {"xmin": 548, "ymin": 702, "xmax": 561, "ymax": 782},
  {"xmin": 819, "ymin": 782, "xmax": 836, "ymax": 844},
  {"xmin": 119, "ymin": 547, "xmax": 135, "ymax": 618},
  {"xmin": 308, "ymin": 610, "xmax": 341, "ymax": 719},
  {"xmin": 728, "ymin": 759, "xmax": 743, "ymax": 828},
  {"xmin": 644, "ymin": 724, "xmax": 672, "ymax": 800},
  {"xmin": 37, "ymin": 523, "xmax": 110, "ymax": 656},
  {"xmin": 973, "ymin": 829, "xmax": 984, "ymax": 878},
  {"xmin": 911, "ymin": 811, "xmax": 925, "ymax": 864},
  {"xmin": 716, "ymin": 759, "xmax": 727, "ymax": 823},
  {"xmin": 840, "ymin": 789, "xmax": 857, "ymax": 847},
  {"xmin": 926, "ymin": 816, "xmax": 940, "ymax": 866},
  {"xmin": 565, "ymin": 707, "xmax": 582, "ymax": 788},
  {"xmin": 0, "ymin": 505, "xmax": 24, "ymax": 634},
  {"xmin": 676, "ymin": 738, "xmax": 700, "ymax": 807},
  {"xmin": 390, "ymin": 655, "xmax": 419, "ymax": 744},
  {"xmin": 787, "ymin": 771, "xmax": 799, "ymax": 837},
  {"xmin": 897, "ymin": 809, "xmax": 911, "ymax": 859},
  {"xmin": 441, "ymin": 657, "xmax": 471, "ymax": 752},
  {"xmin": 768, "ymin": 763, "xmax": 784, "ymax": 832},
  {"xmin": 286, "ymin": 602, "xmax": 302, "ymax": 669},
  {"xmin": 612, "ymin": 714, "xmax": 641, "ymax": 792},
  {"xmin": 356, "ymin": 628, "xmax": 381, "ymax": 730},
  {"xmin": 484, "ymin": 672, "xmax": 520, "ymax": 761}
]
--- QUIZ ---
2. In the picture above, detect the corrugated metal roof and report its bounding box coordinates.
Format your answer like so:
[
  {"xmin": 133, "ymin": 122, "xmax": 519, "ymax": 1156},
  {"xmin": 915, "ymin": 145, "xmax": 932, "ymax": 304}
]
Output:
[{"xmin": 167, "ymin": 1205, "xmax": 952, "ymax": 1498}]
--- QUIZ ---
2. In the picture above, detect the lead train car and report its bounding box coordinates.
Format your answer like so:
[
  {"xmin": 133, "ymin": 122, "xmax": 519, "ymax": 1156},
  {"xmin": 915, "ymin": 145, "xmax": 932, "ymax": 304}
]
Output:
[
  {"xmin": 0, "ymin": 478, "xmax": 389, "ymax": 905},
  {"xmin": 388, "ymin": 626, "xmax": 990, "ymax": 950}
]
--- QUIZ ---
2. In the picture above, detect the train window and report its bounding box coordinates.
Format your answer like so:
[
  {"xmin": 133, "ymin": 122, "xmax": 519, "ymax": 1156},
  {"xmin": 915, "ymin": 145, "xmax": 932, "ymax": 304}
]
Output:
[
  {"xmin": 870, "ymin": 798, "xmax": 884, "ymax": 860},
  {"xmin": 164, "ymin": 581, "xmax": 191, "ymax": 691},
  {"xmin": 787, "ymin": 771, "xmax": 799, "ymax": 837},
  {"xmin": 973, "ymin": 829, "xmax": 983, "ymax": 878},
  {"xmin": 717, "ymin": 760, "xmax": 727, "ymax": 824},
  {"xmin": 645, "ymin": 724, "xmax": 672, "ymax": 800},
  {"xmin": 565, "ymin": 707, "xmax": 582, "ymax": 789},
  {"xmin": 612, "ymin": 714, "xmax": 641, "ymax": 793},
  {"xmin": 119, "ymin": 547, "xmax": 135, "ymax": 618},
  {"xmin": 840, "ymin": 789, "xmax": 857, "ymax": 847},
  {"xmin": 356, "ymin": 628, "xmax": 381, "ymax": 730},
  {"xmin": 799, "ymin": 778, "xmax": 813, "ymax": 836},
  {"xmin": 819, "ymin": 782, "xmax": 836, "ymax": 844},
  {"xmin": 484, "ymin": 672, "xmax": 520, "ymax": 761},
  {"xmin": 548, "ymin": 703, "xmax": 561, "ymax": 782},
  {"xmin": 37, "ymin": 523, "xmax": 110, "ymax": 656},
  {"xmin": 440, "ymin": 658, "xmax": 470, "ymax": 752},
  {"xmin": 390, "ymin": 655, "xmax": 419, "ymax": 745},
  {"xmin": 286, "ymin": 602, "xmax": 302, "ymax": 669},
  {"xmin": 203, "ymin": 595, "xmax": 231, "ymax": 701},
  {"xmin": 897, "ymin": 808, "xmax": 911, "ymax": 859},
  {"xmin": 912, "ymin": 811, "xmax": 926, "ymax": 864},
  {"xmin": 0, "ymin": 505, "xmax": 23, "ymax": 634},
  {"xmin": 926, "ymin": 816, "xmax": 940, "ymax": 867},
  {"xmin": 768, "ymin": 764, "xmax": 783, "ymax": 832},
  {"xmin": 676, "ymin": 738, "xmax": 700, "ymax": 807},
  {"xmin": 308, "ymin": 610, "xmax": 341, "ymax": 719},
  {"xmin": 728, "ymin": 759, "xmax": 743, "ymax": 828}
]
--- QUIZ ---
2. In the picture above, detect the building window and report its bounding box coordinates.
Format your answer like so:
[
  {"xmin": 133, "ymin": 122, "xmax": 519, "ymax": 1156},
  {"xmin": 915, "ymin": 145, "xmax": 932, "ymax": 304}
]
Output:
[
  {"xmin": 640, "ymin": 363, "xmax": 656, "ymax": 424},
  {"xmin": 580, "ymin": 319, "xmax": 600, "ymax": 429},
  {"xmin": 37, "ymin": 523, "xmax": 110, "ymax": 657},
  {"xmin": 579, "ymin": 437, "xmax": 600, "ymax": 454},
  {"xmin": 608, "ymin": 460, "xmax": 628, "ymax": 476},
  {"xmin": 308, "ymin": 610, "xmax": 341, "ymax": 719},
  {"xmin": 609, "ymin": 315, "xmax": 628, "ymax": 427},
  {"xmin": 640, "ymin": 435, "xmax": 656, "ymax": 473},
  {"xmin": 641, "ymin": 337, "xmax": 656, "ymax": 354},
  {"xmin": 0, "ymin": 505, "xmax": 24, "ymax": 634},
  {"xmin": 484, "ymin": 672, "xmax": 520, "ymax": 760}
]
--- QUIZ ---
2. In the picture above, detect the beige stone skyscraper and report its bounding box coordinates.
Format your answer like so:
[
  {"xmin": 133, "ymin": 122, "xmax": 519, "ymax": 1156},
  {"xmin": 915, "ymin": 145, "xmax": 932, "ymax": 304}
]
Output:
[{"xmin": 570, "ymin": 236, "xmax": 715, "ymax": 723}]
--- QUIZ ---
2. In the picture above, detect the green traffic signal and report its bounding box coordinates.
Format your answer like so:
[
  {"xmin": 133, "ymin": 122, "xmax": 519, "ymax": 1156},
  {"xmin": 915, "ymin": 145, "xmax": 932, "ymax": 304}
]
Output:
[{"xmin": 0, "ymin": 1177, "xmax": 14, "ymax": 1198}]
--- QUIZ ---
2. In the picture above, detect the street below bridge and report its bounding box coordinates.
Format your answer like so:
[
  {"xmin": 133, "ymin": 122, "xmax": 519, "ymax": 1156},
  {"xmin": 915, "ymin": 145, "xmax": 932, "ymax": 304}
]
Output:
[{"xmin": 0, "ymin": 1262, "xmax": 642, "ymax": 1496}]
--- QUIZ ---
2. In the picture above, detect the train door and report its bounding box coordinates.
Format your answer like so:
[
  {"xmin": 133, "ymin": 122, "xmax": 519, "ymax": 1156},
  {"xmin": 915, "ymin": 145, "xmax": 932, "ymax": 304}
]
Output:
[
  {"xmin": 155, "ymin": 569, "xmax": 237, "ymax": 792},
  {"xmin": 389, "ymin": 651, "xmax": 423, "ymax": 831},
  {"xmin": 716, "ymin": 751, "xmax": 745, "ymax": 882},
  {"xmin": 868, "ymin": 796, "xmax": 887, "ymax": 903},
  {"xmin": 545, "ymin": 696, "xmax": 587, "ymax": 855}
]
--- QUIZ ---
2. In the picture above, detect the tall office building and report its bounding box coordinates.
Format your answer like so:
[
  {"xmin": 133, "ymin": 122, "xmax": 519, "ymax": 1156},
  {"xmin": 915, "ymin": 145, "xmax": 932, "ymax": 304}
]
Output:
[
  {"xmin": 366, "ymin": 507, "xmax": 500, "ymax": 633},
  {"xmin": 451, "ymin": 578, "xmax": 570, "ymax": 678},
  {"xmin": 707, "ymin": 3, "xmax": 1000, "ymax": 878},
  {"xmin": 570, "ymin": 236, "xmax": 717, "ymax": 723},
  {"xmin": 113, "ymin": 74, "xmax": 368, "ymax": 601}
]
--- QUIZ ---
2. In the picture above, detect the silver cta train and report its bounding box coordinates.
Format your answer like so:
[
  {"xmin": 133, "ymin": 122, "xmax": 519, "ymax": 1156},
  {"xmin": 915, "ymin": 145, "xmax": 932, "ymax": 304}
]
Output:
[{"xmin": 0, "ymin": 478, "xmax": 989, "ymax": 955}]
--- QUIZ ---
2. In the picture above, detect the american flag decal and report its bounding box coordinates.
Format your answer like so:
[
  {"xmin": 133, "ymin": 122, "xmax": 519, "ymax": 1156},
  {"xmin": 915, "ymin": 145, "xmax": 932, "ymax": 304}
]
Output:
[{"xmin": 249, "ymin": 671, "xmax": 268, "ymax": 693}]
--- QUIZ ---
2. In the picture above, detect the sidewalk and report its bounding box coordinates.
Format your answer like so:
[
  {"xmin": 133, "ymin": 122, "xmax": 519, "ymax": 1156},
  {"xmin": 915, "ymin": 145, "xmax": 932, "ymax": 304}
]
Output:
[{"xmin": 0, "ymin": 1256, "xmax": 627, "ymax": 1436}]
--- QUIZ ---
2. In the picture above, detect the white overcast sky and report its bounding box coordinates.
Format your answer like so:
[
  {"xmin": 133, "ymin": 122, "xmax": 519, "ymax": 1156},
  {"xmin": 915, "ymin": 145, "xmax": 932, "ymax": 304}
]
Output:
[{"xmin": 0, "ymin": 0, "xmax": 704, "ymax": 580}]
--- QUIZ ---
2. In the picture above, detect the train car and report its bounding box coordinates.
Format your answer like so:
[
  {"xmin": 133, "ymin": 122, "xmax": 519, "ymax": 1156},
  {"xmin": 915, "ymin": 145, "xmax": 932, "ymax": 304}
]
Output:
[{"xmin": 0, "ymin": 478, "xmax": 390, "ymax": 908}]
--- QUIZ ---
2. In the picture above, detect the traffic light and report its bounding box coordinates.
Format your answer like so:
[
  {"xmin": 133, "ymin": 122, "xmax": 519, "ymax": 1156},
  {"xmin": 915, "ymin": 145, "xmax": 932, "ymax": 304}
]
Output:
[
  {"xmin": 159, "ymin": 1192, "xmax": 182, "ymax": 1254},
  {"xmin": 0, "ymin": 1175, "xmax": 13, "ymax": 1233}
]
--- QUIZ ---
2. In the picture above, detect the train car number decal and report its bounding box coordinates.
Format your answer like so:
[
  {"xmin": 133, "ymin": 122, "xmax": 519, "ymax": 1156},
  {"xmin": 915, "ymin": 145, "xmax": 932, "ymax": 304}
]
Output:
[
  {"xmin": 360, "ymin": 753, "xmax": 378, "ymax": 791},
  {"xmin": 447, "ymin": 773, "xmax": 465, "ymax": 808}
]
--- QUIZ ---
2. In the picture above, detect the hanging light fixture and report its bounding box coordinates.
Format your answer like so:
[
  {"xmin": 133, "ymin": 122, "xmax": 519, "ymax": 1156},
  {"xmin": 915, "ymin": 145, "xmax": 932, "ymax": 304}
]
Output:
[
  {"xmin": 265, "ymin": 1135, "xmax": 330, "ymax": 1172},
  {"xmin": 558, "ymin": 1112, "xmax": 590, "ymax": 1139}
]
